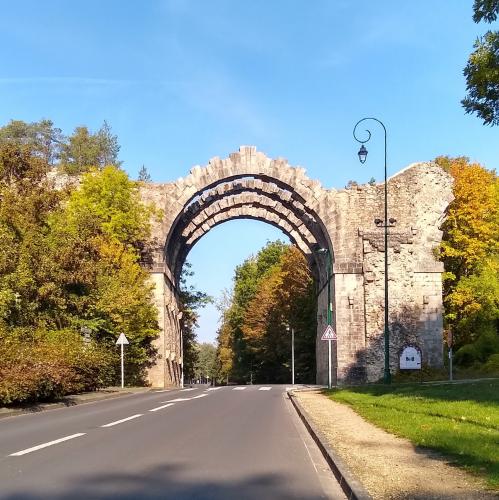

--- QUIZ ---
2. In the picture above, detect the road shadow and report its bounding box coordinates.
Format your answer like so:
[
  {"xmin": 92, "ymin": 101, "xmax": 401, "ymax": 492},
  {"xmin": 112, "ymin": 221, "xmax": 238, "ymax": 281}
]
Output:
[{"xmin": 0, "ymin": 463, "xmax": 328, "ymax": 500}]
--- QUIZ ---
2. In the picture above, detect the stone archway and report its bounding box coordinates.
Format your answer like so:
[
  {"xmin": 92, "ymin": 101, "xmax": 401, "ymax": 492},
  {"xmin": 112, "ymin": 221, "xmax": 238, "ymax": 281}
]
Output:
[{"xmin": 140, "ymin": 146, "xmax": 453, "ymax": 387}]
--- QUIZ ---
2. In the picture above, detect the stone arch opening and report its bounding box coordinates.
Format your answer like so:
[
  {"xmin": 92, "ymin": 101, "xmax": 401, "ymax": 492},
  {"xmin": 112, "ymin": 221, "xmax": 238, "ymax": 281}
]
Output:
[{"xmin": 164, "ymin": 172, "xmax": 333, "ymax": 284}]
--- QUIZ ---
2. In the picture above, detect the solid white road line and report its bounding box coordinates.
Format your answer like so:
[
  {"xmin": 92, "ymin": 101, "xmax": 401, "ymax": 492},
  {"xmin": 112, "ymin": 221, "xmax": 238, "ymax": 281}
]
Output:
[
  {"xmin": 101, "ymin": 414, "xmax": 143, "ymax": 427},
  {"xmin": 259, "ymin": 387, "xmax": 272, "ymax": 391},
  {"xmin": 149, "ymin": 403, "xmax": 175, "ymax": 412},
  {"xmin": 9, "ymin": 433, "xmax": 86, "ymax": 456},
  {"xmin": 233, "ymin": 387, "xmax": 246, "ymax": 391}
]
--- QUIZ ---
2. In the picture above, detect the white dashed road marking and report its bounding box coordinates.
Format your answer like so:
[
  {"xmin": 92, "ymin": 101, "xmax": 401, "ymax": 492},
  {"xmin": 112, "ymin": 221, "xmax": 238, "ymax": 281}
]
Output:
[
  {"xmin": 258, "ymin": 387, "xmax": 272, "ymax": 391},
  {"xmin": 206, "ymin": 387, "xmax": 222, "ymax": 391},
  {"xmin": 101, "ymin": 414, "xmax": 143, "ymax": 427},
  {"xmin": 154, "ymin": 389, "xmax": 170, "ymax": 393},
  {"xmin": 180, "ymin": 388, "xmax": 196, "ymax": 392},
  {"xmin": 9, "ymin": 433, "xmax": 86, "ymax": 456},
  {"xmin": 233, "ymin": 387, "xmax": 246, "ymax": 391},
  {"xmin": 149, "ymin": 403, "xmax": 175, "ymax": 412},
  {"xmin": 166, "ymin": 397, "xmax": 190, "ymax": 402},
  {"xmin": 190, "ymin": 394, "xmax": 208, "ymax": 399}
]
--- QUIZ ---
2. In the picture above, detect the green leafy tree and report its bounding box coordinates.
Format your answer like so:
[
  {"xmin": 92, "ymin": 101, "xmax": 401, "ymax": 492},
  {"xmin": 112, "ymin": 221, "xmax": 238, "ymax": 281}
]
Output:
[
  {"xmin": 60, "ymin": 165, "xmax": 154, "ymax": 249},
  {"xmin": 45, "ymin": 166, "xmax": 160, "ymax": 382},
  {"xmin": 216, "ymin": 241, "xmax": 287, "ymax": 383},
  {"xmin": 0, "ymin": 119, "xmax": 64, "ymax": 165},
  {"xmin": 462, "ymin": 1, "xmax": 499, "ymax": 125},
  {"xmin": 60, "ymin": 121, "xmax": 120, "ymax": 174},
  {"xmin": 217, "ymin": 241, "xmax": 316, "ymax": 384},
  {"xmin": 195, "ymin": 342, "xmax": 218, "ymax": 383},
  {"xmin": 0, "ymin": 138, "xmax": 161, "ymax": 394},
  {"xmin": 242, "ymin": 246, "xmax": 316, "ymax": 383},
  {"xmin": 179, "ymin": 263, "xmax": 212, "ymax": 382}
]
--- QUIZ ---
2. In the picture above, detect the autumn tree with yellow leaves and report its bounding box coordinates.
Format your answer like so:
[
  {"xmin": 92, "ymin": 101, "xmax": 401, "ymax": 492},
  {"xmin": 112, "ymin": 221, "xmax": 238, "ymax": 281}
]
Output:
[{"xmin": 436, "ymin": 156, "xmax": 499, "ymax": 367}]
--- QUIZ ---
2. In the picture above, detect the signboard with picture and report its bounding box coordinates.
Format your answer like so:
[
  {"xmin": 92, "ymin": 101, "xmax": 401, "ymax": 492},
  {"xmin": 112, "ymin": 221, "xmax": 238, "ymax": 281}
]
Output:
[{"xmin": 399, "ymin": 344, "xmax": 422, "ymax": 370}]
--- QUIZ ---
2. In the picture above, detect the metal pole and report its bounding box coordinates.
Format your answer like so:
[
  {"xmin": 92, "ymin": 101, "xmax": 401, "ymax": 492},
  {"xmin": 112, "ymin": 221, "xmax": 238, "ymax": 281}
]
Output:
[
  {"xmin": 121, "ymin": 343, "xmax": 124, "ymax": 389},
  {"xmin": 328, "ymin": 340, "xmax": 332, "ymax": 389},
  {"xmin": 180, "ymin": 329, "xmax": 184, "ymax": 388},
  {"xmin": 383, "ymin": 125, "xmax": 391, "ymax": 385},
  {"xmin": 449, "ymin": 347, "xmax": 453, "ymax": 381},
  {"xmin": 353, "ymin": 117, "xmax": 391, "ymax": 384},
  {"xmin": 327, "ymin": 255, "xmax": 332, "ymax": 389},
  {"xmin": 291, "ymin": 327, "xmax": 295, "ymax": 385}
]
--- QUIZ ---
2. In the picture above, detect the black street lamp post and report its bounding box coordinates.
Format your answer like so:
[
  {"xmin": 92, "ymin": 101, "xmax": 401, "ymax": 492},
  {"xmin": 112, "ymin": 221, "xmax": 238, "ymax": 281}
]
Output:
[{"xmin": 353, "ymin": 117, "xmax": 393, "ymax": 384}]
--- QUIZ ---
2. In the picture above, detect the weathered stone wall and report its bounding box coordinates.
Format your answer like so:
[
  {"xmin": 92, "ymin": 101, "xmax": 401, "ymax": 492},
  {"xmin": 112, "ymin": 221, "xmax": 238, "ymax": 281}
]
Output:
[{"xmin": 139, "ymin": 147, "xmax": 453, "ymax": 387}]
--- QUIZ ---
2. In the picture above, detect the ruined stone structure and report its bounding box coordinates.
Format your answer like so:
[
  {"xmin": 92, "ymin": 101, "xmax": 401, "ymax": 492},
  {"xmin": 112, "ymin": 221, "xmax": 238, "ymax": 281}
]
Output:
[{"xmin": 140, "ymin": 146, "xmax": 453, "ymax": 387}]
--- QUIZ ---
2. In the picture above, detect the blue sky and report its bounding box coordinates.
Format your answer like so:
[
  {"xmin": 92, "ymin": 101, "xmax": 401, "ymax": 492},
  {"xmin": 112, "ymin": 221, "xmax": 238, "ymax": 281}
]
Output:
[{"xmin": 1, "ymin": 1, "xmax": 498, "ymax": 343}]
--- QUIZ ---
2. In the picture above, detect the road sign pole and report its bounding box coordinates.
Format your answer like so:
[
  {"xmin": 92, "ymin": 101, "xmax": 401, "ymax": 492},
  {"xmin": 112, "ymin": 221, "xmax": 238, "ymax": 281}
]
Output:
[
  {"xmin": 328, "ymin": 339, "xmax": 332, "ymax": 389},
  {"xmin": 121, "ymin": 343, "xmax": 124, "ymax": 388},
  {"xmin": 291, "ymin": 327, "xmax": 295, "ymax": 385},
  {"xmin": 116, "ymin": 332, "xmax": 129, "ymax": 389},
  {"xmin": 449, "ymin": 347, "xmax": 453, "ymax": 382}
]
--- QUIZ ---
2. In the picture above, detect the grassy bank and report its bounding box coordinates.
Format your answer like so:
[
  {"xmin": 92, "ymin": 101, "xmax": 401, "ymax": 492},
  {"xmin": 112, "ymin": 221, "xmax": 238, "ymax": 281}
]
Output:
[{"xmin": 325, "ymin": 380, "xmax": 499, "ymax": 490}]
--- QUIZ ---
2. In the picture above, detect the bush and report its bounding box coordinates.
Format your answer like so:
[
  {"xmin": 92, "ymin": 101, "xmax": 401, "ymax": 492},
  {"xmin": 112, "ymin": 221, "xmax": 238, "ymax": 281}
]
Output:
[
  {"xmin": 0, "ymin": 329, "xmax": 116, "ymax": 405},
  {"xmin": 454, "ymin": 328, "xmax": 499, "ymax": 367},
  {"xmin": 484, "ymin": 354, "xmax": 499, "ymax": 374}
]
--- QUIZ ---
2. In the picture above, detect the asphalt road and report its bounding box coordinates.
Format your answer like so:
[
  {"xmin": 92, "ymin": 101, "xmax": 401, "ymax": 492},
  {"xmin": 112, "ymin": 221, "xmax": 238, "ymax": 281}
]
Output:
[{"xmin": 0, "ymin": 385, "xmax": 346, "ymax": 499}]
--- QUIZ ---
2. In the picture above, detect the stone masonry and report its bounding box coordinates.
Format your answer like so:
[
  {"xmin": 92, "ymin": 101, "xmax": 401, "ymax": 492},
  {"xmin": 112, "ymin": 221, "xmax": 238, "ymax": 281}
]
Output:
[{"xmin": 139, "ymin": 146, "xmax": 453, "ymax": 387}]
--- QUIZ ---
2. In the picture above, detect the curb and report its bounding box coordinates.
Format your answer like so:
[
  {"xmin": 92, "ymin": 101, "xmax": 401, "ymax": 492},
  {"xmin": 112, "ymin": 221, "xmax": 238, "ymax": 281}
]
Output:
[
  {"xmin": 288, "ymin": 390, "xmax": 372, "ymax": 500},
  {"xmin": 0, "ymin": 389, "xmax": 151, "ymax": 420}
]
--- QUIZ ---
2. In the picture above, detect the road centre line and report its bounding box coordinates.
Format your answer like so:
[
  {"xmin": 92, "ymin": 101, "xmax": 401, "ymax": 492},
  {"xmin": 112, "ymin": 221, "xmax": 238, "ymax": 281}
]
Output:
[
  {"xmin": 206, "ymin": 387, "xmax": 222, "ymax": 391},
  {"xmin": 165, "ymin": 397, "xmax": 191, "ymax": 402},
  {"xmin": 149, "ymin": 403, "xmax": 175, "ymax": 412},
  {"xmin": 154, "ymin": 389, "xmax": 170, "ymax": 393},
  {"xmin": 259, "ymin": 387, "xmax": 272, "ymax": 391},
  {"xmin": 101, "ymin": 414, "xmax": 143, "ymax": 427},
  {"xmin": 190, "ymin": 394, "xmax": 208, "ymax": 399},
  {"xmin": 9, "ymin": 433, "xmax": 86, "ymax": 457},
  {"xmin": 233, "ymin": 387, "xmax": 246, "ymax": 391},
  {"xmin": 180, "ymin": 388, "xmax": 196, "ymax": 392}
]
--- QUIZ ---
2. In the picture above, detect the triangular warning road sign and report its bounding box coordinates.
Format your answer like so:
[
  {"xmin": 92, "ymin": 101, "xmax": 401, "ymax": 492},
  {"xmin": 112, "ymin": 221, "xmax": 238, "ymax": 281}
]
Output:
[
  {"xmin": 116, "ymin": 333, "xmax": 129, "ymax": 345},
  {"xmin": 321, "ymin": 325, "xmax": 337, "ymax": 341}
]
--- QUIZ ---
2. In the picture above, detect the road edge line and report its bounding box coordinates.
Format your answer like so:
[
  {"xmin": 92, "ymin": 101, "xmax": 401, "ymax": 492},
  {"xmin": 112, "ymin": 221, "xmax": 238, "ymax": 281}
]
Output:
[{"xmin": 287, "ymin": 390, "xmax": 372, "ymax": 500}]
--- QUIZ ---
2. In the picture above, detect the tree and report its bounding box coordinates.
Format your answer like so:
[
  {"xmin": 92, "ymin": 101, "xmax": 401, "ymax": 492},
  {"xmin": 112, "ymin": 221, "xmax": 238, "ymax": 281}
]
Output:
[
  {"xmin": 0, "ymin": 119, "xmax": 64, "ymax": 164},
  {"xmin": 216, "ymin": 241, "xmax": 287, "ymax": 383},
  {"xmin": 60, "ymin": 122, "xmax": 121, "ymax": 174},
  {"xmin": 195, "ymin": 342, "xmax": 218, "ymax": 383},
  {"xmin": 138, "ymin": 165, "xmax": 152, "ymax": 182},
  {"xmin": 242, "ymin": 246, "xmax": 316, "ymax": 383},
  {"xmin": 435, "ymin": 156, "xmax": 499, "ymax": 357},
  {"xmin": 0, "ymin": 143, "xmax": 64, "ymax": 328},
  {"xmin": 0, "ymin": 140, "xmax": 161, "ymax": 391},
  {"xmin": 60, "ymin": 165, "xmax": 156, "ymax": 249},
  {"xmin": 462, "ymin": 1, "xmax": 499, "ymax": 125},
  {"xmin": 179, "ymin": 263, "xmax": 211, "ymax": 382},
  {"xmin": 216, "ymin": 241, "xmax": 316, "ymax": 384}
]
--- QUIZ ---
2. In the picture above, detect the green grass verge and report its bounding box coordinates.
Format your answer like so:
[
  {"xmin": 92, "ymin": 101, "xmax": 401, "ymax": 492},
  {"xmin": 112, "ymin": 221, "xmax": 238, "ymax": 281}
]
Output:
[{"xmin": 325, "ymin": 380, "xmax": 499, "ymax": 490}]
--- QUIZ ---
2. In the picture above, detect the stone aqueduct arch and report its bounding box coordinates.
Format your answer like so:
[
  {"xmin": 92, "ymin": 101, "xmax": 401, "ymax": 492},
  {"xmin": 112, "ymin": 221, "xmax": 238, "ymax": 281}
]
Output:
[{"xmin": 140, "ymin": 146, "xmax": 453, "ymax": 387}]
